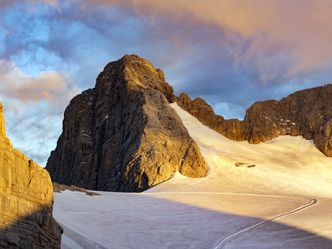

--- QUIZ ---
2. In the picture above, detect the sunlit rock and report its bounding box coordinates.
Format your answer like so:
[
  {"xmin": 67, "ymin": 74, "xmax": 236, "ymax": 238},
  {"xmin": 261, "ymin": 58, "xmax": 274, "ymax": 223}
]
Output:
[{"xmin": 0, "ymin": 102, "xmax": 62, "ymax": 249}]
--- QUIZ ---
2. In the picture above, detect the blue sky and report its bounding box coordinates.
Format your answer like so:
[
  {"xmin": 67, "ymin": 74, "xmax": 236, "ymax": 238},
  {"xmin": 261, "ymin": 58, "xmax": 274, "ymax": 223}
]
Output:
[{"xmin": 0, "ymin": 0, "xmax": 332, "ymax": 166}]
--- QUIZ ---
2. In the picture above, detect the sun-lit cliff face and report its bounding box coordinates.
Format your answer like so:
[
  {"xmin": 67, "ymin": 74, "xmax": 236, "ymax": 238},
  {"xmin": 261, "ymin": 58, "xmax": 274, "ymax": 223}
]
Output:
[{"xmin": 0, "ymin": 102, "xmax": 62, "ymax": 249}]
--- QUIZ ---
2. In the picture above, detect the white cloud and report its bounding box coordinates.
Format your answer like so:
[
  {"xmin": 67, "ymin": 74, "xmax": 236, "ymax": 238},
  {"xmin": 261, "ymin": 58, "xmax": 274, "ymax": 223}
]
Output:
[
  {"xmin": 0, "ymin": 60, "xmax": 77, "ymax": 166},
  {"xmin": 0, "ymin": 60, "xmax": 74, "ymax": 104}
]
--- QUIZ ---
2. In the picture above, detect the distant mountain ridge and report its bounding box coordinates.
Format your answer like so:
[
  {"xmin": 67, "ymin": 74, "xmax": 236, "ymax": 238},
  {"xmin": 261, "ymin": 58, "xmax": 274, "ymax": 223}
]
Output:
[
  {"xmin": 46, "ymin": 55, "xmax": 208, "ymax": 192},
  {"xmin": 177, "ymin": 84, "xmax": 332, "ymax": 156}
]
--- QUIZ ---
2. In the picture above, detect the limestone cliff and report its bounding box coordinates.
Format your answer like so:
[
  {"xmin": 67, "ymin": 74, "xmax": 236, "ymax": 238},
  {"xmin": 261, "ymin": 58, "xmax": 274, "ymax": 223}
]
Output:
[
  {"xmin": 177, "ymin": 93, "xmax": 246, "ymax": 141},
  {"xmin": 0, "ymin": 103, "xmax": 62, "ymax": 249},
  {"xmin": 46, "ymin": 55, "xmax": 208, "ymax": 192},
  {"xmin": 177, "ymin": 84, "xmax": 332, "ymax": 156}
]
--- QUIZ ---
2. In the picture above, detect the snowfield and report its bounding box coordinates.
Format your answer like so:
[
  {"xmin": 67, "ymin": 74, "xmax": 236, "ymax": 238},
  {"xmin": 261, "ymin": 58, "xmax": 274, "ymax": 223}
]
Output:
[{"xmin": 54, "ymin": 103, "xmax": 332, "ymax": 249}]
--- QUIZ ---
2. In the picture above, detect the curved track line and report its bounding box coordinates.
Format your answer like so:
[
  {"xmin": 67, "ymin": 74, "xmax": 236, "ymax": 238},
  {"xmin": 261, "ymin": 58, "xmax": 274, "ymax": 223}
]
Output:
[
  {"xmin": 213, "ymin": 198, "xmax": 318, "ymax": 249},
  {"xmin": 146, "ymin": 191, "xmax": 318, "ymax": 248}
]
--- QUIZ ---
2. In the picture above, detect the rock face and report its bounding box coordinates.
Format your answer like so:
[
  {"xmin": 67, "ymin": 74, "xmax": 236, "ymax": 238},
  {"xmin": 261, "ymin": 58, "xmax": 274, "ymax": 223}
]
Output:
[
  {"xmin": 244, "ymin": 84, "xmax": 332, "ymax": 156},
  {"xmin": 46, "ymin": 55, "xmax": 208, "ymax": 192},
  {"xmin": 177, "ymin": 93, "xmax": 246, "ymax": 141},
  {"xmin": 0, "ymin": 103, "xmax": 62, "ymax": 249},
  {"xmin": 177, "ymin": 84, "xmax": 332, "ymax": 156}
]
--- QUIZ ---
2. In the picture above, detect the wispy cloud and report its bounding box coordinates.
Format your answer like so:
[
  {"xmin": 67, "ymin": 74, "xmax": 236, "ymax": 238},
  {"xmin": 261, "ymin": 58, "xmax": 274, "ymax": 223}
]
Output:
[
  {"xmin": 0, "ymin": 60, "xmax": 73, "ymax": 103},
  {"xmin": 0, "ymin": 60, "xmax": 75, "ymax": 166},
  {"xmin": 0, "ymin": 0, "xmax": 57, "ymax": 9},
  {"xmin": 4, "ymin": 1, "xmax": 332, "ymax": 79},
  {"xmin": 78, "ymin": 0, "xmax": 332, "ymax": 77}
]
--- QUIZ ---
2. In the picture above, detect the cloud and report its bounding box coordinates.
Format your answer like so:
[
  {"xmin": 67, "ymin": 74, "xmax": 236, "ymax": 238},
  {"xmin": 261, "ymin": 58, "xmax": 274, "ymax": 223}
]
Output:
[
  {"xmin": 79, "ymin": 0, "xmax": 332, "ymax": 77},
  {"xmin": 5, "ymin": 1, "xmax": 330, "ymax": 83},
  {"xmin": 0, "ymin": 60, "xmax": 73, "ymax": 103},
  {"xmin": 0, "ymin": 60, "xmax": 76, "ymax": 166},
  {"xmin": 0, "ymin": 0, "xmax": 57, "ymax": 9}
]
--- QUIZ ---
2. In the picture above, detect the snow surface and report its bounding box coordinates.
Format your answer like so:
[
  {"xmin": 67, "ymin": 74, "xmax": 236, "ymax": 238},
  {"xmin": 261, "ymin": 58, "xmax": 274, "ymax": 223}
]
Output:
[{"xmin": 54, "ymin": 103, "xmax": 332, "ymax": 249}]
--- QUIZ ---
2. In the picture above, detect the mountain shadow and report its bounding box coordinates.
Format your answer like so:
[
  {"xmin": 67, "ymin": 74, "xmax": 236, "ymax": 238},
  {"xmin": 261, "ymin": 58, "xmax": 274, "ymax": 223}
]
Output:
[{"xmin": 0, "ymin": 205, "xmax": 62, "ymax": 249}]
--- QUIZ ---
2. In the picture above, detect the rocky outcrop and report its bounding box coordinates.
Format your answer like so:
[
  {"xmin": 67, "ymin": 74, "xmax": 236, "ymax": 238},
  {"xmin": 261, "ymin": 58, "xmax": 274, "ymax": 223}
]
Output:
[
  {"xmin": 53, "ymin": 183, "xmax": 100, "ymax": 196},
  {"xmin": 0, "ymin": 103, "xmax": 62, "ymax": 249},
  {"xmin": 244, "ymin": 84, "xmax": 332, "ymax": 156},
  {"xmin": 177, "ymin": 93, "xmax": 246, "ymax": 141},
  {"xmin": 46, "ymin": 55, "xmax": 208, "ymax": 192},
  {"xmin": 177, "ymin": 84, "xmax": 332, "ymax": 156}
]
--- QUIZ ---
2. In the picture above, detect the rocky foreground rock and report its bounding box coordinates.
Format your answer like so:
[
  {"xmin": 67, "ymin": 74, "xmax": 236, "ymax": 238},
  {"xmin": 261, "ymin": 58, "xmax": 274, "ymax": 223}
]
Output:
[
  {"xmin": 177, "ymin": 84, "xmax": 332, "ymax": 156},
  {"xmin": 46, "ymin": 55, "xmax": 208, "ymax": 192},
  {"xmin": 0, "ymin": 103, "xmax": 62, "ymax": 249}
]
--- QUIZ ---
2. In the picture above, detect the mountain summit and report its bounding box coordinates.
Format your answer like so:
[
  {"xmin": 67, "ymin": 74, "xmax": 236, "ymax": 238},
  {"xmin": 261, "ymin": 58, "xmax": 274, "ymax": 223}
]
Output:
[{"xmin": 46, "ymin": 55, "xmax": 208, "ymax": 192}]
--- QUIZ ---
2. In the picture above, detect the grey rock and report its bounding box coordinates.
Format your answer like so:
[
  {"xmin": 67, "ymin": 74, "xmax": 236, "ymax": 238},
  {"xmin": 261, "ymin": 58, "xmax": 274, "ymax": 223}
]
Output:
[
  {"xmin": 177, "ymin": 93, "xmax": 246, "ymax": 141},
  {"xmin": 46, "ymin": 55, "xmax": 208, "ymax": 192},
  {"xmin": 177, "ymin": 84, "xmax": 332, "ymax": 156}
]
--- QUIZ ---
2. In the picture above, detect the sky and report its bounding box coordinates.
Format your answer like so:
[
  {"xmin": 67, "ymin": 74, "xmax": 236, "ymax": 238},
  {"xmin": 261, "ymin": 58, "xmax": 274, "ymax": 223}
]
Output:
[{"xmin": 0, "ymin": 0, "xmax": 331, "ymax": 166}]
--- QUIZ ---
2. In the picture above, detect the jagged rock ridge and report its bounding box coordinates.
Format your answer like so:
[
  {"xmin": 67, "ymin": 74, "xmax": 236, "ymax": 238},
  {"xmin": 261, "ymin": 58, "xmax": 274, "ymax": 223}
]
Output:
[
  {"xmin": 0, "ymin": 103, "xmax": 62, "ymax": 249},
  {"xmin": 46, "ymin": 55, "xmax": 208, "ymax": 192},
  {"xmin": 177, "ymin": 84, "xmax": 332, "ymax": 156},
  {"xmin": 177, "ymin": 93, "xmax": 246, "ymax": 141}
]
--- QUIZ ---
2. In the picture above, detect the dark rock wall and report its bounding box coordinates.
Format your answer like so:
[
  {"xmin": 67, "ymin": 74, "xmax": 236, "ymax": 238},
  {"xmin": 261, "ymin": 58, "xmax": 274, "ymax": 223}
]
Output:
[{"xmin": 46, "ymin": 55, "xmax": 208, "ymax": 192}]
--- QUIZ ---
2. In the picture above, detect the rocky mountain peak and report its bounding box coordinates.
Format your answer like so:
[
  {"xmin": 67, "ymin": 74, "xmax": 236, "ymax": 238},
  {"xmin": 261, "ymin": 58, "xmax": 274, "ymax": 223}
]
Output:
[
  {"xmin": 97, "ymin": 54, "xmax": 174, "ymax": 102},
  {"xmin": 46, "ymin": 55, "xmax": 208, "ymax": 192}
]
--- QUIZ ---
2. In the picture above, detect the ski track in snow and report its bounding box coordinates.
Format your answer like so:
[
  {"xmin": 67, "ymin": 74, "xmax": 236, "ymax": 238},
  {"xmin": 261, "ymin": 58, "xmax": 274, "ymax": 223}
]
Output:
[
  {"xmin": 213, "ymin": 198, "xmax": 318, "ymax": 249},
  {"xmin": 143, "ymin": 192, "xmax": 319, "ymax": 249}
]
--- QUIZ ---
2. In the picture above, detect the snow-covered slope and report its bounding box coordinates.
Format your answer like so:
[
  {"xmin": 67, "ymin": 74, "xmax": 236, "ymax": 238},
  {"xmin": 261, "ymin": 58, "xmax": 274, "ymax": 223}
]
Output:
[
  {"xmin": 152, "ymin": 104, "xmax": 332, "ymax": 198},
  {"xmin": 54, "ymin": 103, "xmax": 332, "ymax": 249}
]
